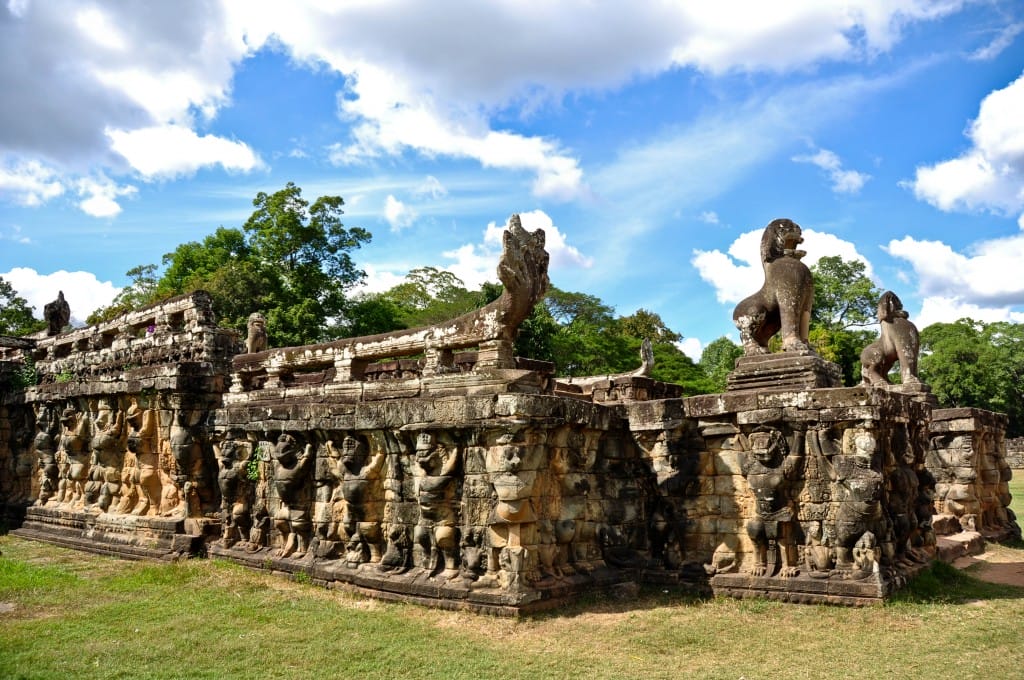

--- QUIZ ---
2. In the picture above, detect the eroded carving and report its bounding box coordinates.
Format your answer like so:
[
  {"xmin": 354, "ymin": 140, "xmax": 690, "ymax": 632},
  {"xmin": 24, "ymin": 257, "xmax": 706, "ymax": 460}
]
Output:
[
  {"xmin": 739, "ymin": 427, "xmax": 804, "ymax": 577},
  {"xmin": 861, "ymin": 291, "xmax": 921, "ymax": 386}
]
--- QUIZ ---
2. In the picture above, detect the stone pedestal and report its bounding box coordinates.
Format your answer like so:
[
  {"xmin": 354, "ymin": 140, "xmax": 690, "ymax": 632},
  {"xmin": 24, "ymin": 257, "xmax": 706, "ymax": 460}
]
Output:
[
  {"xmin": 727, "ymin": 351, "xmax": 842, "ymax": 392},
  {"xmin": 14, "ymin": 505, "xmax": 207, "ymax": 560}
]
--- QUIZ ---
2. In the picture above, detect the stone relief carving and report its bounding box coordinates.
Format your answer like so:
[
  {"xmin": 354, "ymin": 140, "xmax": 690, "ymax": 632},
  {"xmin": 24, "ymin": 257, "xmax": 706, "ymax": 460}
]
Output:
[
  {"xmin": 33, "ymin": 404, "xmax": 59, "ymax": 506},
  {"xmin": 412, "ymin": 431, "xmax": 462, "ymax": 578},
  {"xmin": 732, "ymin": 219, "xmax": 813, "ymax": 355},
  {"xmin": 214, "ymin": 432, "xmax": 250, "ymax": 548},
  {"xmin": 861, "ymin": 291, "xmax": 921, "ymax": 387},
  {"xmin": 739, "ymin": 427, "xmax": 804, "ymax": 577},
  {"xmin": 271, "ymin": 433, "xmax": 315, "ymax": 559}
]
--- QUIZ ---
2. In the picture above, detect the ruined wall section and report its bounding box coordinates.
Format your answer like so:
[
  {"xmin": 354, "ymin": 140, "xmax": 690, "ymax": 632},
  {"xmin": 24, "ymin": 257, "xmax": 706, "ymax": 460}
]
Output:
[
  {"xmin": 630, "ymin": 387, "xmax": 936, "ymax": 605},
  {"xmin": 4, "ymin": 292, "xmax": 239, "ymax": 555},
  {"xmin": 928, "ymin": 408, "xmax": 1018, "ymax": 541},
  {"xmin": 210, "ymin": 392, "xmax": 645, "ymax": 612}
]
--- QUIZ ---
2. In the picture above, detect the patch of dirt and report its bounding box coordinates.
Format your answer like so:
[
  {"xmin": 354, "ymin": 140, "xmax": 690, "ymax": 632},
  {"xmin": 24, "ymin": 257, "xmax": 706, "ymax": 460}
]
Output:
[{"xmin": 953, "ymin": 546, "xmax": 1024, "ymax": 588}]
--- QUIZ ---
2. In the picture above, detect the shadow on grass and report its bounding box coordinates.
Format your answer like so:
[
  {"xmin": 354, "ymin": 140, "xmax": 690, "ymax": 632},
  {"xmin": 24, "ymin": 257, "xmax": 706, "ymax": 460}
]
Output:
[{"xmin": 890, "ymin": 560, "xmax": 1024, "ymax": 605}]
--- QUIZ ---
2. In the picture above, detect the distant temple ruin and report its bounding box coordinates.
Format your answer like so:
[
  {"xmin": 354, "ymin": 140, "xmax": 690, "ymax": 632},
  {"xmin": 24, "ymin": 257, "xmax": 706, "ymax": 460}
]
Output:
[{"xmin": 0, "ymin": 216, "xmax": 1017, "ymax": 612}]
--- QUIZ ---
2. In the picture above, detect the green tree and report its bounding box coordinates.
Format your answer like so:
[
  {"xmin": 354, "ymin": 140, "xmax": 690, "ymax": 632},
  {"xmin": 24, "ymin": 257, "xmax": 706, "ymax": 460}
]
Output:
[
  {"xmin": 699, "ymin": 336, "xmax": 743, "ymax": 392},
  {"xmin": 378, "ymin": 267, "xmax": 483, "ymax": 328},
  {"xmin": 919, "ymin": 319, "xmax": 1024, "ymax": 437},
  {"xmin": 808, "ymin": 256, "xmax": 883, "ymax": 385},
  {"xmin": 242, "ymin": 183, "xmax": 371, "ymax": 345},
  {"xmin": 0, "ymin": 276, "xmax": 45, "ymax": 336},
  {"xmin": 87, "ymin": 264, "xmax": 160, "ymax": 324}
]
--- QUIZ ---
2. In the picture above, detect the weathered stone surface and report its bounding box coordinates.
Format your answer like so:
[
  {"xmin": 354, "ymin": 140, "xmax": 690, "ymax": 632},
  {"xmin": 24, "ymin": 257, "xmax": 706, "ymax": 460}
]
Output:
[
  {"xmin": 727, "ymin": 351, "xmax": 842, "ymax": 391},
  {"xmin": 927, "ymin": 407, "xmax": 1019, "ymax": 542},
  {"xmin": 2, "ymin": 219, "xmax": 1019, "ymax": 613}
]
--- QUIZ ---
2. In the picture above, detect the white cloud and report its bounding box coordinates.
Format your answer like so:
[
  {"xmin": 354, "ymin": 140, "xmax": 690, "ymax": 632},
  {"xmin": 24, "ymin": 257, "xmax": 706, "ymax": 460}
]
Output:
[
  {"xmin": 1, "ymin": 267, "xmax": 120, "ymax": 325},
  {"xmin": 677, "ymin": 337, "xmax": 704, "ymax": 361},
  {"xmin": 0, "ymin": 1, "xmax": 972, "ymax": 213},
  {"xmin": 226, "ymin": 1, "xmax": 963, "ymax": 202},
  {"xmin": 0, "ymin": 159, "xmax": 64, "ymax": 206},
  {"xmin": 439, "ymin": 210, "xmax": 593, "ymax": 289},
  {"xmin": 693, "ymin": 225, "xmax": 874, "ymax": 304},
  {"xmin": 383, "ymin": 194, "xmax": 417, "ymax": 231},
  {"xmin": 915, "ymin": 296, "xmax": 1024, "ymax": 328},
  {"xmin": 698, "ymin": 211, "xmax": 720, "ymax": 225},
  {"xmin": 909, "ymin": 71, "xmax": 1024, "ymax": 219},
  {"xmin": 2, "ymin": 225, "xmax": 32, "ymax": 245},
  {"xmin": 74, "ymin": 175, "xmax": 137, "ymax": 217},
  {"xmin": 969, "ymin": 22, "xmax": 1024, "ymax": 61},
  {"xmin": 413, "ymin": 175, "xmax": 447, "ymax": 199},
  {"xmin": 792, "ymin": 147, "xmax": 870, "ymax": 194},
  {"xmin": 885, "ymin": 232, "xmax": 1024, "ymax": 312},
  {"xmin": 107, "ymin": 125, "xmax": 262, "ymax": 179}
]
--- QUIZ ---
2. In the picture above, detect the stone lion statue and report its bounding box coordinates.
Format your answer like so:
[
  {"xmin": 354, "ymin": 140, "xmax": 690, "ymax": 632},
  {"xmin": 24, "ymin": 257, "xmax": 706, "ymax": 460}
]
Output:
[
  {"xmin": 245, "ymin": 312, "xmax": 268, "ymax": 354},
  {"xmin": 732, "ymin": 219, "xmax": 813, "ymax": 355},
  {"xmin": 43, "ymin": 290, "xmax": 70, "ymax": 336},
  {"xmin": 860, "ymin": 291, "xmax": 920, "ymax": 386}
]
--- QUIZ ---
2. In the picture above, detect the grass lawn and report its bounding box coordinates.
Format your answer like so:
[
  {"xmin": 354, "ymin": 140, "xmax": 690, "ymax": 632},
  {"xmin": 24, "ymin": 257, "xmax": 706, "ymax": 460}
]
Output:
[{"xmin": 2, "ymin": 527, "xmax": 1023, "ymax": 680}]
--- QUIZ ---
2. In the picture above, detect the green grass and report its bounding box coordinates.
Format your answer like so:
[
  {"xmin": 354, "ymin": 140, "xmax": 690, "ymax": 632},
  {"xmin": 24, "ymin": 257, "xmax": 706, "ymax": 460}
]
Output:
[
  {"xmin": 2, "ymin": 535, "xmax": 1023, "ymax": 680},
  {"xmin": 1009, "ymin": 477, "xmax": 1023, "ymax": 525}
]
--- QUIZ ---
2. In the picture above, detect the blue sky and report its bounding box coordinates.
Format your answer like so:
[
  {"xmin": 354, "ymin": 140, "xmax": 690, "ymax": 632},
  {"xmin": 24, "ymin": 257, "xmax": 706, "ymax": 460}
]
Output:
[{"xmin": 1, "ymin": 1, "xmax": 1023, "ymax": 358}]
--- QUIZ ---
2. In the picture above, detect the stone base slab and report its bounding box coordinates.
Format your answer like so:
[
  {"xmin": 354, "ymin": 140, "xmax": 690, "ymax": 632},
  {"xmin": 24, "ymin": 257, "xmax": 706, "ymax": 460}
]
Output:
[
  {"xmin": 13, "ymin": 505, "xmax": 206, "ymax": 561},
  {"xmin": 727, "ymin": 351, "xmax": 842, "ymax": 392},
  {"xmin": 208, "ymin": 543, "xmax": 635, "ymax": 615}
]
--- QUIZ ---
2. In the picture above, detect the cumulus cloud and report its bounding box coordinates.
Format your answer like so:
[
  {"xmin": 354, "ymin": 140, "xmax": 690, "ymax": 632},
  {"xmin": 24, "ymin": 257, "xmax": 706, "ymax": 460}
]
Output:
[
  {"xmin": 693, "ymin": 226, "xmax": 875, "ymax": 304},
  {"xmin": 792, "ymin": 147, "xmax": 870, "ymax": 194},
  {"xmin": 677, "ymin": 337, "xmax": 704, "ymax": 361},
  {"xmin": 443, "ymin": 210, "xmax": 593, "ymax": 289},
  {"xmin": 884, "ymin": 232, "xmax": 1024, "ymax": 324},
  {"xmin": 909, "ymin": 71, "xmax": 1024, "ymax": 219},
  {"xmin": 1, "ymin": 1, "xmax": 972, "ymax": 215},
  {"xmin": 383, "ymin": 194, "xmax": 417, "ymax": 231},
  {"xmin": 699, "ymin": 211, "xmax": 720, "ymax": 224},
  {"xmin": 106, "ymin": 125, "xmax": 262, "ymax": 179},
  {"xmin": 74, "ymin": 175, "xmax": 137, "ymax": 218},
  {"xmin": 0, "ymin": 159, "xmax": 64, "ymax": 206},
  {"xmin": 1, "ymin": 267, "xmax": 119, "ymax": 325}
]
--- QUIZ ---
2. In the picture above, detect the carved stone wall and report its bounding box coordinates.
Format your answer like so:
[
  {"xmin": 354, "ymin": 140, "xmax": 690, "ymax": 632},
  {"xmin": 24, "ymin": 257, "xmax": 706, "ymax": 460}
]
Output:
[
  {"xmin": 928, "ymin": 408, "xmax": 1019, "ymax": 540},
  {"xmin": 1006, "ymin": 438, "xmax": 1024, "ymax": 470},
  {"xmin": 2, "ymin": 292, "xmax": 237, "ymax": 555},
  {"xmin": 1, "ymin": 286, "xmax": 1020, "ymax": 610},
  {"xmin": 630, "ymin": 387, "xmax": 936, "ymax": 605}
]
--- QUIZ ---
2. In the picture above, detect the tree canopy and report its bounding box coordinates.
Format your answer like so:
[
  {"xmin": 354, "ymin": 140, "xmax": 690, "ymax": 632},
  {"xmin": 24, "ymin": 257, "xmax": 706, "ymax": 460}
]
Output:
[
  {"xmin": 919, "ymin": 318, "xmax": 1024, "ymax": 436},
  {"xmin": 808, "ymin": 256, "xmax": 882, "ymax": 385},
  {"xmin": 0, "ymin": 276, "xmax": 46, "ymax": 336},
  {"xmin": 89, "ymin": 183, "xmax": 371, "ymax": 346}
]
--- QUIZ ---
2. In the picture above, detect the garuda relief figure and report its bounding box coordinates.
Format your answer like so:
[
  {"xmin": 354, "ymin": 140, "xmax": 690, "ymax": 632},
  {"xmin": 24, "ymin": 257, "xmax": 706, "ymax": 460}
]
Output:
[
  {"xmin": 87, "ymin": 398, "xmax": 127, "ymax": 512},
  {"xmin": 214, "ymin": 432, "xmax": 251, "ymax": 548},
  {"xmin": 412, "ymin": 431, "xmax": 461, "ymax": 578},
  {"xmin": 739, "ymin": 427, "xmax": 804, "ymax": 577},
  {"xmin": 57, "ymin": 406, "xmax": 91, "ymax": 507},
  {"xmin": 476, "ymin": 432, "xmax": 537, "ymax": 590},
  {"xmin": 126, "ymin": 402, "xmax": 161, "ymax": 516},
  {"xmin": 33, "ymin": 404, "xmax": 59, "ymax": 506},
  {"xmin": 335, "ymin": 434, "xmax": 386, "ymax": 567},
  {"xmin": 829, "ymin": 430, "xmax": 888, "ymax": 574},
  {"xmin": 732, "ymin": 219, "xmax": 813, "ymax": 355},
  {"xmin": 271, "ymin": 433, "xmax": 315, "ymax": 559}
]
